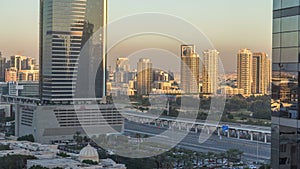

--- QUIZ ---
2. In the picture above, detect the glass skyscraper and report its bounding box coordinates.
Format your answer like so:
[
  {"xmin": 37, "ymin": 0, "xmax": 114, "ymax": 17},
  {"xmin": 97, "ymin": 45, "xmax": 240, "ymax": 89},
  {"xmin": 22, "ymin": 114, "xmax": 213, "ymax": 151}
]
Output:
[
  {"xmin": 272, "ymin": 0, "xmax": 300, "ymax": 168},
  {"xmin": 40, "ymin": 0, "xmax": 107, "ymax": 102}
]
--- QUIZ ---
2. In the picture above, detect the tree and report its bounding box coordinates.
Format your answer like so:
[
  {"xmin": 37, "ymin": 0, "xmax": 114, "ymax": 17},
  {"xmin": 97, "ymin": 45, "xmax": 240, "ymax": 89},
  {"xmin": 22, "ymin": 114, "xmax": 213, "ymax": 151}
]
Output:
[
  {"xmin": 227, "ymin": 113, "xmax": 234, "ymax": 119},
  {"xmin": 56, "ymin": 152, "xmax": 70, "ymax": 157},
  {"xmin": 154, "ymin": 154, "xmax": 166, "ymax": 169},
  {"xmin": 225, "ymin": 96, "xmax": 247, "ymax": 111},
  {"xmin": 0, "ymin": 144, "xmax": 11, "ymax": 150},
  {"xmin": 217, "ymin": 152, "xmax": 227, "ymax": 165},
  {"xmin": 248, "ymin": 100, "xmax": 271, "ymax": 120},
  {"xmin": 83, "ymin": 136, "xmax": 90, "ymax": 143},
  {"xmin": 0, "ymin": 154, "xmax": 37, "ymax": 169},
  {"xmin": 73, "ymin": 131, "xmax": 83, "ymax": 144},
  {"xmin": 226, "ymin": 149, "xmax": 243, "ymax": 164},
  {"xmin": 207, "ymin": 152, "xmax": 215, "ymax": 165},
  {"xmin": 194, "ymin": 152, "xmax": 203, "ymax": 166},
  {"xmin": 17, "ymin": 134, "xmax": 35, "ymax": 142},
  {"xmin": 82, "ymin": 160, "xmax": 98, "ymax": 165},
  {"xmin": 29, "ymin": 165, "xmax": 49, "ymax": 169},
  {"xmin": 259, "ymin": 164, "xmax": 271, "ymax": 169}
]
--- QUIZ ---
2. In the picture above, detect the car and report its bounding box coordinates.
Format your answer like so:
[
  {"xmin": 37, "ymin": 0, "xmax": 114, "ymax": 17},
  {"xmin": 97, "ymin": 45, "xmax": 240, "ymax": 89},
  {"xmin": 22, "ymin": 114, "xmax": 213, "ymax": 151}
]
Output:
[{"xmin": 248, "ymin": 164, "xmax": 257, "ymax": 169}]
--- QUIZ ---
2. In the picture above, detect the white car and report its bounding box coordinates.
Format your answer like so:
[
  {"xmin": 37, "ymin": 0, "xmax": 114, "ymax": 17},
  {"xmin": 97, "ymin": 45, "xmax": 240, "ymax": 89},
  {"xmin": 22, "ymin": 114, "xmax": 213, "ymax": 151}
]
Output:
[{"xmin": 248, "ymin": 165, "xmax": 257, "ymax": 169}]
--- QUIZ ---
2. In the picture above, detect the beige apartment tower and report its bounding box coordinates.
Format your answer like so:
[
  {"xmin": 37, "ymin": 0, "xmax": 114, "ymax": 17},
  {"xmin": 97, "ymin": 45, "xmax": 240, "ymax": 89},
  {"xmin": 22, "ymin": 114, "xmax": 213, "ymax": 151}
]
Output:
[
  {"xmin": 181, "ymin": 45, "xmax": 200, "ymax": 94},
  {"xmin": 137, "ymin": 58, "xmax": 152, "ymax": 95},
  {"xmin": 252, "ymin": 52, "xmax": 271, "ymax": 95},
  {"xmin": 202, "ymin": 50, "xmax": 219, "ymax": 95},
  {"xmin": 237, "ymin": 49, "xmax": 253, "ymax": 96}
]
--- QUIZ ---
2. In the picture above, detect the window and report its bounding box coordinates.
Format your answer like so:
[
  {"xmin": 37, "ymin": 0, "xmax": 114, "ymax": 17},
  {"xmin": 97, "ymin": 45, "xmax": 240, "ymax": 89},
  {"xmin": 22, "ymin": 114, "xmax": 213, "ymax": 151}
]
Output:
[
  {"xmin": 281, "ymin": 15, "xmax": 298, "ymax": 32},
  {"xmin": 273, "ymin": 48, "xmax": 281, "ymax": 62},
  {"xmin": 273, "ymin": 18, "xmax": 281, "ymax": 33},
  {"xmin": 282, "ymin": 0, "xmax": 299, "ymax": 9},
  {"xmin": 282, "ymin": 32, "xmax": 298, "ymax": 47},
  {"xmin": 281, "ymin": 47, "xmax": 299, "ymax": 62},
  {"xmin": 274, "ymin": 0, "xmax": 282, "ymax": 10},
  {"xmin": 273, "ymin": 33, "xmax": 281, "ymax": 48}
]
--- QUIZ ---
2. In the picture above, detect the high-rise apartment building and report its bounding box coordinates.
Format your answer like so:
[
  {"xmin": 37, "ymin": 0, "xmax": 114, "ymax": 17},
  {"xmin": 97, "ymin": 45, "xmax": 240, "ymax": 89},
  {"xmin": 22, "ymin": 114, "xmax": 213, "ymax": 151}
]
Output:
[
  {"xmin": 5, "ymin": 55, "xmax": 39, "ymax": 82},
  {"xmin": 181, "ymin": 45, "xmax": 200, "ymax": 94},
  {"xmin": 202, "ymin": 50, "xmax": 219, "ymax": 95},
  {"xmin": 237, "ymin": 49, "xmax": 253, "ymax": 96},
  {"xmin": 237, "ymin": 50, "xmax": 271, "ymax": 96},
  {"xmin": 137, "ymin": 58, "xmax": 152, "ymax": 95},
  {"xmin": 115, "ymin": 57, "xmax": 130, "ymax": 83},
  {"xmin": 116, "ymin": 57, "xmax": 130, "ymax": 72},
  {"xmin": 271, "ymin": 1, "xmax": 300, "ymax": 168},
  {"xmin": 0, "ymin": 52, "xmax": 6, "ymax": 82},
  {"xmin": 252, "ymin": 52, "xmax": 271, "ymax": 95},
  {"xmin": 40, "ymin": 0, "xmax": 107, "ymax": 101}
]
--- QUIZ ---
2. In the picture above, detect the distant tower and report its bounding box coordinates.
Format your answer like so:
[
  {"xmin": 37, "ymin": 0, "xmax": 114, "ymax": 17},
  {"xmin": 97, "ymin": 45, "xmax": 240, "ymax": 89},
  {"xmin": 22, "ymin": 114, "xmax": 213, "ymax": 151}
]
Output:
[
  {"xmin": 202, "ymin": 50, "xmax": 219, "ymax": 95},
  {"xmin": 252, "ymin": 52, "xmax": 271, "ymax": 95},
  {"xmin": 181, "ymin": 45, "xmax": 200, "ymax": 94},
  {"xmin": 116, "ymin": 57, "xmax": 130, "ymax": 72},
  {"xmin": 0, "ymin": 52, "xmax": 5, "ymax": 82},
  {"xmin": 237, "ymin": 49, "xmax": 252, "ymax": 96},
  {"xmin": 137, "ymin": 58, "xmax": 152, "ymax": 95},
  {"xmin": 115, "ymin": 57, "xmax": 130, "ymax": 83}
]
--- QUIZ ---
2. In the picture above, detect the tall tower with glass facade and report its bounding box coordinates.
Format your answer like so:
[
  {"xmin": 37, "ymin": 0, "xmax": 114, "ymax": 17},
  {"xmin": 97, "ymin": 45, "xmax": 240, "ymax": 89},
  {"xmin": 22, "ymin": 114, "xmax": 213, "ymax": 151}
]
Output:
[
  {"xmin": 202, "ymin": 49, "xmax": 219, "ymax": 95},
  {"xmin": 237, "ymin": 49, "xmax": 253, "ymax": 96},
  {"xmin": 181, "ymin": 45, "xmax": 200, "ymax": 94},
  {"xmin": 272, "ymin": 0, "xmax": 300, "ymax": 168},
  {"xmin": 137, "ymin": 58, "xmax": 152, "ymax": 95},
  {"xmin": 40, "ymin": 0, "xmax": 107, "ymax": 102}
]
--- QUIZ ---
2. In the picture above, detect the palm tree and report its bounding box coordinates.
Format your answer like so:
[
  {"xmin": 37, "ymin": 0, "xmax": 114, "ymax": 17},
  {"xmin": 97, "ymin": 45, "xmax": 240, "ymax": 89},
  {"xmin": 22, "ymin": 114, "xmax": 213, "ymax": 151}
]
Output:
[
  {"xmin": 154, "ymin": 153, "xmax": 167, "ymax": 169},
  {"xmin": 194, "ymin": 152, "xmax": 202, "ymax": 167},
  {"xmin": 163, "ymin": 156, "xmax": 175, "ymax": 169},
  {"xmin": 226, "ymin": 149, "xmax": 243, "ymax": 166},
  {"xmin": 236, "ymin": 149, "xmax": 243, "ymax": 162},
  {"xmin": 217, "ymin": 152, "xmax": 227, "ymax": 165},
  {"xmin": 207, "ymin": 152, "xmax": 215, "ymax": 165},
  {"xmin": 73, "ymin": 131, "xmax": 82, "ymax": 145}
]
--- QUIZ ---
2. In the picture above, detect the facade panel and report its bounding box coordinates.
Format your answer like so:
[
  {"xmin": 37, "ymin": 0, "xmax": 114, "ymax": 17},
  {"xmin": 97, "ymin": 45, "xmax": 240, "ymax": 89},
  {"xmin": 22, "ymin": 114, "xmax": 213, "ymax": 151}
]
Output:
[{"xmin": 272, "ymin": 1, "xmax": 300, "ymax": 168}]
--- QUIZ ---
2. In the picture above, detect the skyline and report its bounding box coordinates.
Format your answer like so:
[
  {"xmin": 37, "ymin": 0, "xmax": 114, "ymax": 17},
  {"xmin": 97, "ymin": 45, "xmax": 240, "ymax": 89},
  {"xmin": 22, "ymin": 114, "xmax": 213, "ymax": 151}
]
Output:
[
  {"xmin": 0, "ymin": 0, "xmax": 272, "ymax": 72},
  {"xmin": 0, "ymin": 1, "xmax": 280, "ymax": 167}
]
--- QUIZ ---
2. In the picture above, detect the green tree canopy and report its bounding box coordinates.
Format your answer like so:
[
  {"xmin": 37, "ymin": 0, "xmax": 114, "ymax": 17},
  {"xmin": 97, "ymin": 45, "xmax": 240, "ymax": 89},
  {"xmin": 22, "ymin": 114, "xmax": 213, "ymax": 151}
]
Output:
[{"xmin": 17, "ymin": 134, "xmax": 35, "ymax": 142}]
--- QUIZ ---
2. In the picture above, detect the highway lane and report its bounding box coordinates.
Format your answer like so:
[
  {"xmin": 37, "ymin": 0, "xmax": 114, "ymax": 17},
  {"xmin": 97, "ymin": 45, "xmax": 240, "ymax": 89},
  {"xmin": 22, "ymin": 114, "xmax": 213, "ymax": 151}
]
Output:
[{"xmin": 124, "ymin": 120, "xmax": 271, "ymax": 162}]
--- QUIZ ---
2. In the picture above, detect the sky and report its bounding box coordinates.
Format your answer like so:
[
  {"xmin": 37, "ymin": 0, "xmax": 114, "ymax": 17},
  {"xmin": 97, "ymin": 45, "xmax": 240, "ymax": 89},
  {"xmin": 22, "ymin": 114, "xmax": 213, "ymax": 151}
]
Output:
[{"xmin": 0, "ymin": 0, "xmax": 272, "ymax": 72}]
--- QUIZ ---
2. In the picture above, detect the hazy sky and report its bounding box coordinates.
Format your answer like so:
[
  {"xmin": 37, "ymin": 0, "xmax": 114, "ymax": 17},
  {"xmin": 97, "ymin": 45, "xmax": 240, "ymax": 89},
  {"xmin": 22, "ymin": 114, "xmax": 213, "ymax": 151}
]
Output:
[{"xmin": 0, "ymin": 0, "xmax": 272, "ymax": 72}]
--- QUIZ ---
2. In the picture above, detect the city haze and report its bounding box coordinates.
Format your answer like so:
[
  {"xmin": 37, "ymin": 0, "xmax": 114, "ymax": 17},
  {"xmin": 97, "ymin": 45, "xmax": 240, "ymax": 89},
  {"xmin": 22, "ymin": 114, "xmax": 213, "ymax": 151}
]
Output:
[{"xmin": 0, "ymin": 0, "xmax": 272, "ymax": 72}]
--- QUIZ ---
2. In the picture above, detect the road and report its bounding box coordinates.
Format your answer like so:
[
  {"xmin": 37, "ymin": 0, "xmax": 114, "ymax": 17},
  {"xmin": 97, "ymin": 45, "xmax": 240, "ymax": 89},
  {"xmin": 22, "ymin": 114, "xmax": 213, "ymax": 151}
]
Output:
[
  {"xmin": 122, "ymin": 109, "xmax": 271, "ymax": 133},
  {"xmin": 124, "ymin": 120, "xmax": 271, "ymax": 162}
]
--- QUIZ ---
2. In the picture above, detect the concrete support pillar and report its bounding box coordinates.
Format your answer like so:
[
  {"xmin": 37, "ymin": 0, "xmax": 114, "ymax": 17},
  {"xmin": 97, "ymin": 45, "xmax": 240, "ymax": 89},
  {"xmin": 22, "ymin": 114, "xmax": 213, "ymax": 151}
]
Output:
[
  {"xmin": 195, "ymin": 126, "xmax": 198, "ymax": 133},
  {"xmin": 237, "ymin": 130, "xmax": 240, "ymax": 139},
  {"xmin": 179, "ymin": 123, "xmax": 182, "ymax": 130},
  {"xmin": 264, "ymin": 134, "xmax": 267, "ymax": 143},
  {"xmin": 207, "ymin": 126, "xmax": 210, "ymax": 134},
  {"xmin": 217, "ymin": 128, "xmax": 220, "ymax": 136},
  {"xmin": 227, "ymin": 129, "xmax": 230, "ymax": 138},
  {"xmin": 186, "ymin": 126, "xmax": 190, "ymax": 132},
  {"xmin": 250, "ymin": 132, "xmax": 253, "ymax": 141}
]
